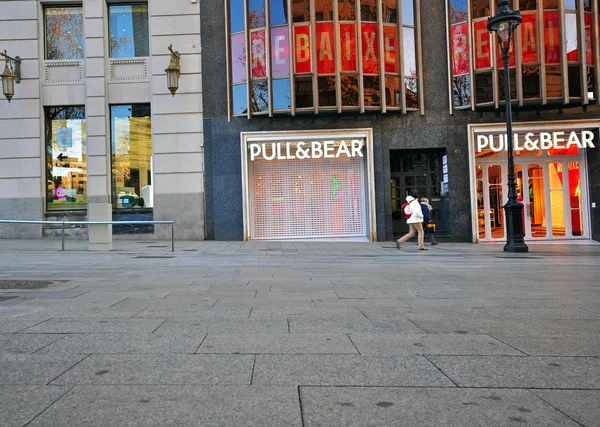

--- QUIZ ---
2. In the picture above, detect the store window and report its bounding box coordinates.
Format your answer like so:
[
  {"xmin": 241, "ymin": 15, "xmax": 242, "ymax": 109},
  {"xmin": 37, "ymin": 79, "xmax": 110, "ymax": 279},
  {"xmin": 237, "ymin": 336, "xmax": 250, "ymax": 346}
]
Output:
[
  {"xmin": 46, "ymin": 107, "xmax": 87, "ymax": 211},
  {"xmin": 44, "ymin": 6, "xmax": 84, "ymax": 60},
  {"xmin": 227, "ymin": 0, "xmax": 422, "ymax": 117},
  {"xmin": 108, "ymin": 3, "xmax": 149, "ymax": 58},
  {"xmin": 446, "ymin": 0, "xmax": 599, "ymax": 110},
  {"xmin": 110, "ymin": 105, "xmax": 153, "ymax": 209}
]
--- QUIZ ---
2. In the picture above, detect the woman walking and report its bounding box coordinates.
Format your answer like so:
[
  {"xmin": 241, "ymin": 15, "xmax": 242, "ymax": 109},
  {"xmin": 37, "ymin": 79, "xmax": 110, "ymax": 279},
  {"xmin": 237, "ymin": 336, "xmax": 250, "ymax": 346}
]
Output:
[{"xmin": 396, "ymin": 189, "xmax": 427, "ymax": 251}]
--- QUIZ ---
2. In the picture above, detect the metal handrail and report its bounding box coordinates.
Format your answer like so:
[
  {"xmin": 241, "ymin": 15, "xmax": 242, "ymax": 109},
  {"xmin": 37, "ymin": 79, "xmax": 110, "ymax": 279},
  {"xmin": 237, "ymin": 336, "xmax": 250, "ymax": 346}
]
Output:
[{"xmin": 0, "ymin": 220, "xmax": 175, "ymax": 252}]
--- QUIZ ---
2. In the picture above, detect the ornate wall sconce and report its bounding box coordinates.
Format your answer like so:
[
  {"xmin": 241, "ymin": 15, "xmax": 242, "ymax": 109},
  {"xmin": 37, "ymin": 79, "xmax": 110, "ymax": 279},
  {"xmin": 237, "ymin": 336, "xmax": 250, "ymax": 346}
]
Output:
[
  {"xmin": 164, "ymin": 44, "xmax": 180, "ymax": 96},
  {"xmin": 0, "ymin": 50, "xmax": 21, "ymax": 103}
]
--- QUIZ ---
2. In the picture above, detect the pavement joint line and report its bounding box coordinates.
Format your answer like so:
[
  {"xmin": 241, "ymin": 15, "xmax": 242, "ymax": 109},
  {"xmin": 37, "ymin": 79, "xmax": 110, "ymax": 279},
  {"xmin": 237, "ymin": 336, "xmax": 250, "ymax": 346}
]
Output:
[
  {"xmin": 22, "ymin": 385, "xmax": 76, "ymax": 427},
  {"xmin": 47, "ymin": 353, "xmax": 92, "ymax": 386},
  {"xmin": 422, "ymin": 354, "xmax": 460, "ymax": 388},
  {"xmin": 108, "ymin": 297, "xmax": 128, "ymax": 308},
  {"xmin": 526, "ymin": 390, "xmax": 587, "ymax": 427},
  {"xmin": 297, "ymin": 385, "xmax": 307, "ymax": 427},
  {"xmin": 249, "ymin": 355, "xmax": 257, "ymax": 386},
  {"xmin": 287, "ymin": 318, "xmax": 291, "ymax": 334},
  {"xmin": 150, "ymin": 318, "xmax": 169, "ymax": 334},
  {"xmin": 356, "ymin": 308, "xmax": 369, "ymax": 319},
  {"xmin": 131, "ymin": 307, "xmax": 149, "ymax": 318},
  {"xmin": 31, "ymin": 334, "xmax": 68, "ymax": 355},
  {"xmin": 404, "ymin": 318, "xmax": 428, "ymax": 334},
  {"xmin": 483, "ymin": 335, "xmax": 530, "ymax": 356},
  {"xmin": 346, "ymin": 334, "xmax": 361, "ymax": 354},
  {"xmin": 15, "ymin": 317, "xmax": 53, "ymax": 334},
  {"xmin": 193, "ymin": 333, "xmax": 209, "ymax": 354}
]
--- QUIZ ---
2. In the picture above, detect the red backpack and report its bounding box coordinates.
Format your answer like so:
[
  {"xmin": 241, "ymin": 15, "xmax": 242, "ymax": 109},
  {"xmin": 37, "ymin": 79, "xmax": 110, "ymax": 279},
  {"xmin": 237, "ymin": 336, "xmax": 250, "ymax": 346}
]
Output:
[{"xmin": 402, "ymin": 202, "xmax": 411, "ymax": 219}]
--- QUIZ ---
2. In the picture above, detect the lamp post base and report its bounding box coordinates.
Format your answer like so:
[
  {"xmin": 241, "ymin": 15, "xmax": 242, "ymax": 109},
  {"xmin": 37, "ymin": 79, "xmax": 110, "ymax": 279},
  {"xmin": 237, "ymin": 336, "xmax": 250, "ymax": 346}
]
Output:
[{"xmin": 503, "ymin": 202, "xmax": 529, "ymax": 253}]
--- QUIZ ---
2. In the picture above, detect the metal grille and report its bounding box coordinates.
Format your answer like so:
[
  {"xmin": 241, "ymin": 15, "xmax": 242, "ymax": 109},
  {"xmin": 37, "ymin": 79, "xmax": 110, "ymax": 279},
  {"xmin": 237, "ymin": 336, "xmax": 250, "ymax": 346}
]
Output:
[{"xmin": 249, "ymin": 155, "xmax": 366, "ymax": 239}]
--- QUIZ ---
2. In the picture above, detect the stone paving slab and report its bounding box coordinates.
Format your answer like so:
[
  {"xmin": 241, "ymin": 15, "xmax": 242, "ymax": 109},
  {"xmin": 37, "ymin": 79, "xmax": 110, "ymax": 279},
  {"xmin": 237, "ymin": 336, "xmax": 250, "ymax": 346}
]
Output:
[
  {"xmin": 22, "ymin": 318, "xmax": 167, "ymax": 334},
  {"xmin": 288, "ymin": 316, "xmax": 424, "ymax": 334},
  {"xmin": 252, "ymin": 355, "xmax": 455, "ymax": 386},
  {"xmin": 197, "ymin": 334, "xmax": 358, "ymax": 354},
  {"xmin": 0, "ymin": 333, "xmax": 65, "ymax": 354},
  {"xmin": 37, "ymin": 333, "xmax": 206, "ymax": 355},
  {"xmin": 349, "ymin": 334, "xmax": 524, "ymax": 356},
  {"xmin": 531, "ymin": 390, "xmax": 600, "ymax": 427},
  {"xmin": 478, "ymin": 307, "xmax": 600, "ymax": 319},
  {"xmin": 50, "ymin": 354, "xmax": 254, "ymax": 386},
  {"xmin": 26, "ymin": 385, "xmax": 302, "ymax": 427},
  {"xmin": 0, "ymin": 385, "xmax": 71, "ymax": 427},
  {"xmin": 155, "ymin": 318, "xmax": 289, "ymax": 334},
  {"xmin": 300, "ymin": 387, "xmax": 580, "ymax": 427},
  {"xmin": 492, "ymin": 335, "xmax": 600, "ymax": 356},
  {"xmin": 427, "ymin": 355, "xmax": 600, "ymax": 389},
  {"xmin": 134, "ymin": 306, "xmax": 252, "ymax": 318},
  {"xmin": 0, "ymin": 354, "xmax": 87, "ymax": 385}
]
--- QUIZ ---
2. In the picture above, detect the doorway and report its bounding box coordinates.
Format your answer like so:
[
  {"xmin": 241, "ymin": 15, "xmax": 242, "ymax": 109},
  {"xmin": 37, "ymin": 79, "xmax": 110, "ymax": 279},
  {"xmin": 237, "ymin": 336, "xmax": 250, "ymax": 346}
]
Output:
[{"xmin": 390, "ymin": 150, "xmax": 447, "ymax": 237}]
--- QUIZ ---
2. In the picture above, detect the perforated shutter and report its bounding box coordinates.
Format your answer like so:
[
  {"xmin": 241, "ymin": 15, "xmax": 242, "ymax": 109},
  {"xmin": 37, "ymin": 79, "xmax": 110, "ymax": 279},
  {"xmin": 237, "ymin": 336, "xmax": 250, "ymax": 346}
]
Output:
[{"xmin": 250, "ymin": 155, "xmax": 367, "ymax": 239}]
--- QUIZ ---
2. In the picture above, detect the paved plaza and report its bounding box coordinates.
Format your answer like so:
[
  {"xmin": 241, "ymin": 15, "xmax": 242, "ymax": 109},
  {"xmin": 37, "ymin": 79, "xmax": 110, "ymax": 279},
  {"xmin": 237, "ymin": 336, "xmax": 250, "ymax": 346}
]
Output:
[{"xmin": 0, "ymin": 238, "xmax": 599, "ymax": 426}]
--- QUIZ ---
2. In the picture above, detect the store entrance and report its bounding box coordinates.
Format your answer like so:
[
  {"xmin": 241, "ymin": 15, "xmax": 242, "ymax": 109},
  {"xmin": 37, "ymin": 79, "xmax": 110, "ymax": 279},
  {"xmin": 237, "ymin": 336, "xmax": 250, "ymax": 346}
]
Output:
[
  {"xmin": 476, "ymin": 158, "xmax": 588, "ymax": 241},
  {"xmin": 391, "ymin": 150, "xmax": 447, "ymax": 237}
]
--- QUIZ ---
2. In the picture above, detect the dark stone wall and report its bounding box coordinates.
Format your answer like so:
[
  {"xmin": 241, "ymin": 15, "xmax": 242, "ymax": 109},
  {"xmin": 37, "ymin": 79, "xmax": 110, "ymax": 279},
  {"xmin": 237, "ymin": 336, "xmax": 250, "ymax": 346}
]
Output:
[
  {"xmin": 587, "ymin": 133, "xmax": 600, "ymax": 241},
  {"xmin": 201, "ymin": 0, "xmax": 600, "ymax": 242}
]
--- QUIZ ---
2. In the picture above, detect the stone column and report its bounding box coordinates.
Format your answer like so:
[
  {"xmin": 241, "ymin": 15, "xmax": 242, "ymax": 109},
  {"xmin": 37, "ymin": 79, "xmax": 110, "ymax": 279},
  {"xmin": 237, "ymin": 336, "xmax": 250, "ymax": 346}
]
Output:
[{"xmin": 84, "ymin": 0, "xmax": 112, "ymax": 250}]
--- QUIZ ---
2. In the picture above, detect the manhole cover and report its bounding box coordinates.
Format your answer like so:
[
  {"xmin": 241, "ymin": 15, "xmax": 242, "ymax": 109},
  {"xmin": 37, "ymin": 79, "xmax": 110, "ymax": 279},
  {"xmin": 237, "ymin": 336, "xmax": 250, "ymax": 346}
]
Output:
[
  {"xmin": 0, "ymin": 280, "xmax": 55, "ymax": 289},
  {"xmin": 134, "ymin": 256, "xmax": 174, "ymax": 259},
  {"xmin": 0, "ymin": 296, "xmax": 18, "ymax": 302}
]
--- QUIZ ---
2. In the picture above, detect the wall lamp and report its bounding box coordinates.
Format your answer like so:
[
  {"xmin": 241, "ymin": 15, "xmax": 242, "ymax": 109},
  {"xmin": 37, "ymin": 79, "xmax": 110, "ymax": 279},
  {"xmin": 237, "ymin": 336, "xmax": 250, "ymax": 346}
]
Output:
[
  {"xmin": 0, "ymin": 50, "xmax": 21, "ymax": 103},
  {"xmin": 165, "ymin": 44, "xmax": 180, "ymax": 96}
]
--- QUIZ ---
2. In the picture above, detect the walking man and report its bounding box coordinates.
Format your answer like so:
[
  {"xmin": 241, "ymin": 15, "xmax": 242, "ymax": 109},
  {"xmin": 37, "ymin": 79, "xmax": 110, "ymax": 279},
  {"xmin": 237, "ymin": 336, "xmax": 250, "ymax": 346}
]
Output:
[{"xmin": 396, "ymin": 189, "xmax": 427, "ymax": 251}]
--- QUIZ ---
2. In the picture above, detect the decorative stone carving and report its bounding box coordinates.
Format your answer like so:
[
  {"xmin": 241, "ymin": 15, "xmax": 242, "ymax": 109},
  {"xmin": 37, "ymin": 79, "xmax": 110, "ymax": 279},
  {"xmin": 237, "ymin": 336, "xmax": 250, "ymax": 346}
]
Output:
[
  {"xmin": 109, "ymin": 58, "xmax": 149, "ymax": 82},
  {"xmin": 44, "ymin": 60, "xmax": 83, "ymax": 84}
]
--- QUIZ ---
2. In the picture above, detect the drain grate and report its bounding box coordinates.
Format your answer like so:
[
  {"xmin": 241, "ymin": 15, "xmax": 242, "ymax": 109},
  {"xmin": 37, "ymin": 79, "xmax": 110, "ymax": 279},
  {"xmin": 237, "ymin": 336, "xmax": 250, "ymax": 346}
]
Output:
[
  {"xmin": 0, "ymin": 280, "xmax": 55, "ymax": 289},
  {"xmin": 134, "ymin": 256, "xmax": 174, "ymax": 259}
]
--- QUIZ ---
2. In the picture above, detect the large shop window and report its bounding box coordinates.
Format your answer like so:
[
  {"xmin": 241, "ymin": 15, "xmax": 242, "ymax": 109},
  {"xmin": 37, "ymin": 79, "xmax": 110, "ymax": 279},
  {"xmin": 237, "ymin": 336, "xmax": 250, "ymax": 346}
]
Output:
[
  {"xmin": 446, "ymin": 0, "xmax": 599, "ymax": 110},
  {"xmin": 110, "ymin": 104, "xmax": 153, "ymax": 209},
  {"xmin": 44, "ymin": 5, "xmax": 84, "ymax": 60},
  {"xmin": 108, "ymin": 3, "xmax": 150, "ymax": 58},
  {"xmin": 226, "ymin": 0, "xmax": 423, "ymax": 117},
  {"xmin": 46, "ymin": 107, "xmax": 87, "ymax": 211}
]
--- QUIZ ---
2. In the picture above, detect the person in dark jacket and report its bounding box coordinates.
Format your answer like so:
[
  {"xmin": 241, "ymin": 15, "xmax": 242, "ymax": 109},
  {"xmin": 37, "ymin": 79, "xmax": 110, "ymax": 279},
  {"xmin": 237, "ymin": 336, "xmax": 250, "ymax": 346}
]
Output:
[{"xmin": 420, "ymin": 197, "xmax": 439, "ymax": 246}]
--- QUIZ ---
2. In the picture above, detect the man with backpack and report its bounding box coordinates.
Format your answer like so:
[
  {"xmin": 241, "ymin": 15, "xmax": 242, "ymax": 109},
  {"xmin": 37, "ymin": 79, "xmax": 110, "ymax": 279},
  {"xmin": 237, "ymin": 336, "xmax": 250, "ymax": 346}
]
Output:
[{"xmin": 396, "ymin": 189, "xmax": 427, "ymax": 251}]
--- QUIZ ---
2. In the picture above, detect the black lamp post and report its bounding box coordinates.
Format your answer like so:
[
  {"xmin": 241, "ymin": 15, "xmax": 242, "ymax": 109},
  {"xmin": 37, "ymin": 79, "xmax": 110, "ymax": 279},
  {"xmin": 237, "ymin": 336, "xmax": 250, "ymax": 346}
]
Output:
[{"xmin": 487, "ymin": 0, "xmax": 528, "ymax": 253}]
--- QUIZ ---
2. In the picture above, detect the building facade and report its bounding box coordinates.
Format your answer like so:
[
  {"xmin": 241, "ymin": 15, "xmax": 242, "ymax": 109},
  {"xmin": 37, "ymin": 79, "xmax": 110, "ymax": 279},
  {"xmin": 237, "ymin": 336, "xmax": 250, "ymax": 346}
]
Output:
[
  {"xmin": 0, "ymin": 0, "xmax": 205, "ymax": 244},
  {"xmin": 1, "ymin": 0, "xmax": 599, "ymax": 244},
  {"xmin": 202, "ymin": 0, "xmax": 600, "ymax": 243}
]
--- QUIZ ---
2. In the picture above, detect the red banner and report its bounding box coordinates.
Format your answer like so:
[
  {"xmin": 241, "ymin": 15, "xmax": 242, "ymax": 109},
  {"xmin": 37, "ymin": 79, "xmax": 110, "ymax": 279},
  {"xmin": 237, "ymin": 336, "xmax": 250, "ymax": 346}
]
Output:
[
  {"xmin": 361, "ymin": 23, "xmax": 379, "ymax": 74},
  {"xmin": 451, "ymin": 22, "xmax": 469, "ymax": 75},
  {"xmin": 473, "ymin": 20, "xmax": 491, "ymax": 69},
  {"xmin": 340, "ymin": 23, "xmax": 357, "ymax": 72},
  {"xmin": 544, "ymin": 11, "xmax": 560, "ymax": 64},
  {"xmin": 294, "ymin": 25, "xmax": 312, "ymax": 74},
  {"xmin": 496, "ymin": 32, "xmax": 516, "ymax": 67},
  {"xmin": 251, "ymin": 31, "xmax": 266, "ymax": 79},
  {"xmin": 317, "ymin": 23, "xmax": 335, "ymax": 74},
  {"xmin": 383, "ymin": 26, "xmax": 399, "ymax": 74},
  {"xmin": 520, "ymin": 13, "xmax": 538, "ymax": 63},
  {"xmin": 271, "ymin": 26, "xmax": 290, "ymax": 77},
  {"xmin": 585, "ymin": 13, "xmax": 594, "ymax": 65}
]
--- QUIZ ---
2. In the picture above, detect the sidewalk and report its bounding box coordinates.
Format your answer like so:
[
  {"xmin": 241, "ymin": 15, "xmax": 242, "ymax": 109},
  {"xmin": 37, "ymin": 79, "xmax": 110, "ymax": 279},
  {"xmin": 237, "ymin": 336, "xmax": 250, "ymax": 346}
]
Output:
[{"xmin": 1, "ymin": 238, "xmax": 599, "ymax": 426}]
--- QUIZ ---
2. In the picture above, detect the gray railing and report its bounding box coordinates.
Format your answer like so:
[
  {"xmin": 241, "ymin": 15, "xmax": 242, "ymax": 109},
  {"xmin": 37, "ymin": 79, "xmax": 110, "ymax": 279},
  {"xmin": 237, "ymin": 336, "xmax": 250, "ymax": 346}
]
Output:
[{"xmin": 0, "ymin": 220, "xmax": 175, "ymax": 252}]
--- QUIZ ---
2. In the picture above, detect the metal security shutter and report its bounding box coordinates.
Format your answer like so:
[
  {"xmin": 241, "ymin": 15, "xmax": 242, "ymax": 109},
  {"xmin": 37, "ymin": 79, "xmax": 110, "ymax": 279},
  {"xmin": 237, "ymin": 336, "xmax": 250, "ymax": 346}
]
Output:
[{"xmin": 249, "ymin": 155, "xmax": 367, "ymax": 239}]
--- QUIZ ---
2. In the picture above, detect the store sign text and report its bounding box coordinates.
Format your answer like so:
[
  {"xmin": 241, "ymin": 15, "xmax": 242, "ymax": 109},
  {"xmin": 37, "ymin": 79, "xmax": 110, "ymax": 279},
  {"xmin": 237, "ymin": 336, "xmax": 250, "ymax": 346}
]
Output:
[
  {"xmin": 250, "ymin": 140, "xmax": 364, "ymax": 161},
  {"xmin": 476, "ymin": 131, "xmax": 595, "ymax": 152}
]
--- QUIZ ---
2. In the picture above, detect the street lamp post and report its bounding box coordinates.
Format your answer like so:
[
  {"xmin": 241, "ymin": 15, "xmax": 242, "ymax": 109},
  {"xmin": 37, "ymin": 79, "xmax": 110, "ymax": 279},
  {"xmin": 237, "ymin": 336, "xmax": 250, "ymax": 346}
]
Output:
[{"xmin": 488, "ymin": 0, "xmax": 528, "ymax": 253}]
